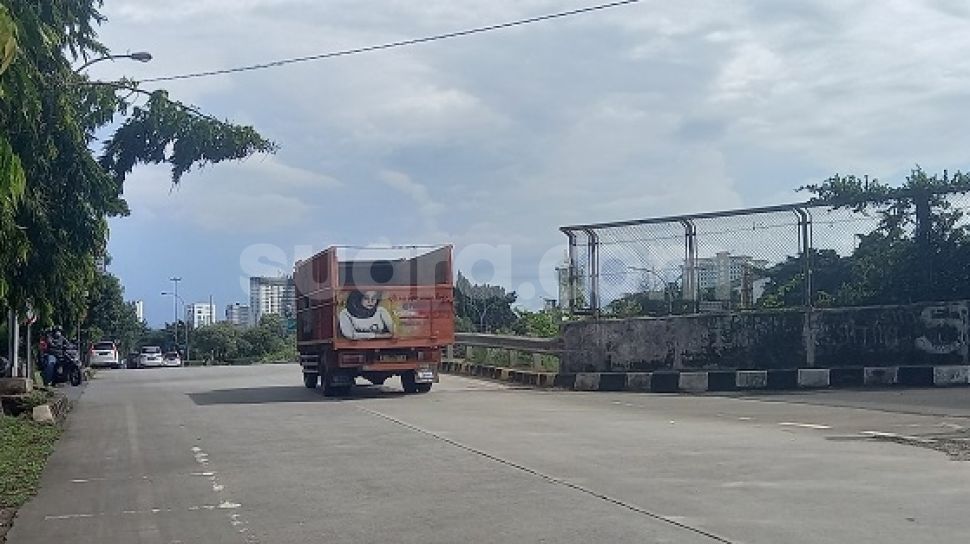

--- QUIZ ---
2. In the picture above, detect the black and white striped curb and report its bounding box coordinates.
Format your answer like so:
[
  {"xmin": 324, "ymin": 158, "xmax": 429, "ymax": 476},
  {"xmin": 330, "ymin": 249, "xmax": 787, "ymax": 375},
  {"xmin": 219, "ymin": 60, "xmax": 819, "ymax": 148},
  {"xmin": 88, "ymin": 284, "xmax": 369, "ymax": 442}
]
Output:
[
  {"xmin": 566, "ymin": 365, "xmax": 970, "ymax": 392},
  {"xmin": 440, "ymin": 361, "xmax": 970, "ymax": 392}
]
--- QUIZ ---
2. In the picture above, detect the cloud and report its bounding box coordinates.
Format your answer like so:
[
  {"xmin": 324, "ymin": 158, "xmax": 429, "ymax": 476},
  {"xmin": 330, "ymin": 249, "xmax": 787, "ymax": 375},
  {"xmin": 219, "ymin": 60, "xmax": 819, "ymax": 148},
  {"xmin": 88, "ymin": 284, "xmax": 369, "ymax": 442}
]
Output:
[
  {"xmin": 99, "ymin": 0, "xmax": 970, "ymax": 318},
  {"xmin": 379, "ymin": 170, "xmax": 445, "ymax": 233},
  {"xmin": 120, "ymin": 155, "xmax": 336, "ymax": 233}
]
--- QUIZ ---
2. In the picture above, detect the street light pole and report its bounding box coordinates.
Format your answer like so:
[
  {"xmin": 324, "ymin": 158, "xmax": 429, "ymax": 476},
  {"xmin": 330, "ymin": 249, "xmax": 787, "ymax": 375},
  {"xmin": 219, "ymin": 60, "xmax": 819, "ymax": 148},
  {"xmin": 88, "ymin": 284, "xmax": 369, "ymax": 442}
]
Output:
[
  {"xmin": 162, "ymin": 290, "xmax": 189, "ymax": 360},
  {"xmin": 169, "ymin": 277, "xmax": 181, "ymax": 352},
  {"xmin": 75, "ymin": 52, "xmax": 152, "ymax": 73}
]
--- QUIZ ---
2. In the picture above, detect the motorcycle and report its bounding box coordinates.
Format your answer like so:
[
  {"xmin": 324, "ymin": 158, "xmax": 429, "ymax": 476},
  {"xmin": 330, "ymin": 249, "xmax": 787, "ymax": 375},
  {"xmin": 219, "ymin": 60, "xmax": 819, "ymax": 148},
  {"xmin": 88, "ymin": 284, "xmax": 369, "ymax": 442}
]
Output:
[{"xmin": 45, "ymin": 347, "xmax": 83, "ymax": 387}]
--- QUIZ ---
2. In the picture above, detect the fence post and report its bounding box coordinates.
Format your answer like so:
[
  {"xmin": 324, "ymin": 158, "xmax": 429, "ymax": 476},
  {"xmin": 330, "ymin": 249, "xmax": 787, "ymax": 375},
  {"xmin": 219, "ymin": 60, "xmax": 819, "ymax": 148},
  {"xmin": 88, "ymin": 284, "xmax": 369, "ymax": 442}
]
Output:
[
  {"xmin": 583, "ymin": 229, "xmax": 601, "ymax": 315},
  {"xmin": 508, "ymin": 349, "xmax": 516, "ymax": 367},
  {"xmin": 915, "ymin": 189, "xmax": 931, "ymax": 297},
  {"xmin": 532, "ymin": 353, "xmax": 542, "ymax": 371},
  {"xmin": 565, "ymin": 230, "xmax": 578, "ymax": 315},
  {"xmin": 446, "ymin": 344, "xmax": 454, "ymax": 361},
  {"xmin": 794, "ymin": 207, "xmax": 813, "ymax": 308},
  {"xmin": 679, "ymin": 219, "xmax": 698, "ymax": 313}
]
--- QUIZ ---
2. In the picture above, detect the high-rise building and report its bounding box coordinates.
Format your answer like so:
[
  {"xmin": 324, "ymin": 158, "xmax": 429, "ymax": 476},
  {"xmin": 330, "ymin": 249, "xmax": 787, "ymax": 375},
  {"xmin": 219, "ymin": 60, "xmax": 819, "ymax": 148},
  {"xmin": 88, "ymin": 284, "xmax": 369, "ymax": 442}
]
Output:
[
  {"xmin": 694, "ymin": 252, "xmax": 768, "ymax": 300},
  {"xmin": 249, "ymin": 276, "xmax": 295, "ymax": 327},
  {"xmin": 130, "ymin": 300, "xmax": 144, "ymax": 322},
  {"xmin": 225, "ymin": 303, "xmax": 251, "ymax": 328},
  {"xmin": 186, "ymin": 302, "xmax": 217, "ymax": 329}
]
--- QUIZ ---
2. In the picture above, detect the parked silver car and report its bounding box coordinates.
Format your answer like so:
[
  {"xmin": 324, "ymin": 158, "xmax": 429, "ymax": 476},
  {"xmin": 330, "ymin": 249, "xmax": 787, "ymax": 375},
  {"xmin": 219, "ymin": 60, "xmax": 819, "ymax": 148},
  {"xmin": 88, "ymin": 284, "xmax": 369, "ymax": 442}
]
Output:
[
  {"xmin": 162, "ymin": 351, "xmax": 182, "ymax": 367},
  {"xmin": 138, "ymin": 346, "xmax": 164, "ymax": 368},
  {"xmin": 88, "ymin": 340, "xmax": 121, "ymax": 369}
]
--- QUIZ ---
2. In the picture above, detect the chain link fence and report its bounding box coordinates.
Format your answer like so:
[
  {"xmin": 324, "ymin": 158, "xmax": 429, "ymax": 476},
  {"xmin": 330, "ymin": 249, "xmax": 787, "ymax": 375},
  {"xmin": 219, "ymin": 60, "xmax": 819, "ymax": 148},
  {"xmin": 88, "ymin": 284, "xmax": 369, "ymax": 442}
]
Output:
[{"xmin": 561, "ymin": 190, "xmax": 970, "ymax": 317}]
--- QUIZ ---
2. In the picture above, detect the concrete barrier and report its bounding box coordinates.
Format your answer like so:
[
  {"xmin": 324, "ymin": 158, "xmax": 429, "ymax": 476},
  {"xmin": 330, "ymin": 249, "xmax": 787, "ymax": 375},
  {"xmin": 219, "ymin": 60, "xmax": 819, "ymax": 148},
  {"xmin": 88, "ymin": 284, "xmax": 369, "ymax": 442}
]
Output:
[
  {"xmin": 736, "ymin": 370, "xmax": 768, "ymax": 389},
  {"xmin": 679, "ymin": 372, "xmax": 709, "ymax": 392},
  {"xmin": 933, "ymin": 365, "xmax": 970, "ymax": 386},
  {"xmin": 798, "ymin": 369, "xmax": 830, "ymax": 388},
  {"xmin": 574, "ymin": 373, "xmax": 601, "ymax": 391}
]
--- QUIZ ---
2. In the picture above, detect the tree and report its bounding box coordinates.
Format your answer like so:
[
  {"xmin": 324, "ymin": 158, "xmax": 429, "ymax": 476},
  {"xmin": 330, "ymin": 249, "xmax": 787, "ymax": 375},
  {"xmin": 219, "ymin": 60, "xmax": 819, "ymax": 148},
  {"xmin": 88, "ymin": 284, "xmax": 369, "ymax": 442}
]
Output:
[
  {"xmin": 758, "ymin": 249, "xmax": 852, "ymax": 308},
  {"xmin": 191, "ymin": 322, "xmax": 242, "ymax": 362},
  {"xmin": 241, "ymin": 314, "xmax": 288, "ymax": 357},
  {"xmin": 0, "ymin": 1, "xmax": 275, "ymax": 329},
  {"xmin": 789, "ymin": 167, "xmax": 970, "ymax": 306},
  {"xmin": 511, "ymin": 309, "xmax": 559, "ymax": 337},
  {"xmin": 79, "ymin": 272, "xmax": 144, "ymax": 353},
  {"xmin": 454, "ymin": 272, "xmax": 518, "ymax": 333}
]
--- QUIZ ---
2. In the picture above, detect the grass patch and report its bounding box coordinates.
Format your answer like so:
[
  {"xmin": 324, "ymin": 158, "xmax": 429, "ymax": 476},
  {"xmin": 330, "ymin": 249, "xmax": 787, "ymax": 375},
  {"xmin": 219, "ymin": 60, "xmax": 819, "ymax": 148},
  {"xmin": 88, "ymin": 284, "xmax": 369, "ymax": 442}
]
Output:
[{"xmin": 0, "ymin": 416, "xmax": 61, "ymax": 508}]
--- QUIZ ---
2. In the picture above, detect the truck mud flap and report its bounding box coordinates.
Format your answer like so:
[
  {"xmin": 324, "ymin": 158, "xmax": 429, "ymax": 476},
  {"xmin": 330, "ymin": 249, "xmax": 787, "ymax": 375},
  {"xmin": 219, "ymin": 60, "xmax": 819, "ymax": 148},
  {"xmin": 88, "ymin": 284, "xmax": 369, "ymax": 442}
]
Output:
[{"xmin": 300, "ymin": 354, "xmax": 320, "ymax": 373}]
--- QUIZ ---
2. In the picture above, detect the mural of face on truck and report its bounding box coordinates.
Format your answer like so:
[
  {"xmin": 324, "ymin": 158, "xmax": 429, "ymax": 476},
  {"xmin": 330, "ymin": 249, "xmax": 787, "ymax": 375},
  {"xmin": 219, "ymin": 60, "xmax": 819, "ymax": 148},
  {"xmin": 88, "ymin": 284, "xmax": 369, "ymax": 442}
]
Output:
[{"xmin": 337, "ymin": 289, "xmax": 433, "ymax": 340}]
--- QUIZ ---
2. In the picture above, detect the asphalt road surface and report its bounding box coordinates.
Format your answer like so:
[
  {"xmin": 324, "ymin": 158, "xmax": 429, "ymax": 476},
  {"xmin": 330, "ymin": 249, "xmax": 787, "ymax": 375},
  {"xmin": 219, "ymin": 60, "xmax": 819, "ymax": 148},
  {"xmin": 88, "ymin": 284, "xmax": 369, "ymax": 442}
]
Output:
[{"xmin": 9, "ymin": 366, "xmax": 970, "ymax": 544}]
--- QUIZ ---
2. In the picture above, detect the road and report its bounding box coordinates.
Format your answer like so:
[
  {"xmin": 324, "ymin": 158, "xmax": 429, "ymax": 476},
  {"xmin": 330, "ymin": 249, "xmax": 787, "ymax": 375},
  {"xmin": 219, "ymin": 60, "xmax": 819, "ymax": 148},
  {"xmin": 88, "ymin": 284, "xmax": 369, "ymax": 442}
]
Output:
[{"xmin": 8, "ymin": 366, "xmax": 970, "ymax": 544}]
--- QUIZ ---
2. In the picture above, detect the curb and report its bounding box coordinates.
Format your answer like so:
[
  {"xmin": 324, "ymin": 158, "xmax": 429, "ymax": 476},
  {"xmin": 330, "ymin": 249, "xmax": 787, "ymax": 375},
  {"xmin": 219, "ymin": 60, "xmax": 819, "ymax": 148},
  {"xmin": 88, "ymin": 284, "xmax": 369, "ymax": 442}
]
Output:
[
  {"xmin": 439, "ymin": 361, "xmax": 558, "ymax": 387},
  {"xmin": 440, "ymin": 361, "xmax": 970, "ymax": 392}
]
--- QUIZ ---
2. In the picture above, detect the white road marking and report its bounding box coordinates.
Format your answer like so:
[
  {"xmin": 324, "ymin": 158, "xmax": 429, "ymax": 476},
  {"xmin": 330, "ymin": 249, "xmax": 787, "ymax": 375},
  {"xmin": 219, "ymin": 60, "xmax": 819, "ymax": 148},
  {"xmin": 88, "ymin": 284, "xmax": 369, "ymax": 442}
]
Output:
[
  {"xmin": 45, "ymin": 514, "xmax": 94, "ymax": 520},
  {"xmin": 861, "ymin": 431, "xmax": 937, "ymax": 444},
  {"xmin": 189, "ymin": 446, "xmax": 257, "ymax": 542},
  {"xmin": 778, "ymin": 422, "xmax": 831, "ymax": 430}
]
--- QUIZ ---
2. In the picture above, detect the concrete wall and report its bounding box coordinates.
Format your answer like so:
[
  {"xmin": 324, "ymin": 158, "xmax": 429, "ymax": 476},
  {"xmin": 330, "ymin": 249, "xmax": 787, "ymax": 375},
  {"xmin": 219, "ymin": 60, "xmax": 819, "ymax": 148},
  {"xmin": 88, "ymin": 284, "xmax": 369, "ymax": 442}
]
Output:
[{"xmin": 561, "ymin": 301, "xmax": 969, "ymax": 373}]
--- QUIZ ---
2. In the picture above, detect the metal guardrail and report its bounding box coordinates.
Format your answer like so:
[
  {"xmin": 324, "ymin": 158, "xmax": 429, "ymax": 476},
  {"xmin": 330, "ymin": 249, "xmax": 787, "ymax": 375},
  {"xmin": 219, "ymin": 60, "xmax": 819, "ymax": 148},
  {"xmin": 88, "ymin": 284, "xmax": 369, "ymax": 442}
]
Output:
[
  {"xmin": 447, "ymin": 333, "xmax": 563, "ymax": 372},
  {"xmin": 454, "ymin": 333, "xmax": 563, "ymax": 353}
]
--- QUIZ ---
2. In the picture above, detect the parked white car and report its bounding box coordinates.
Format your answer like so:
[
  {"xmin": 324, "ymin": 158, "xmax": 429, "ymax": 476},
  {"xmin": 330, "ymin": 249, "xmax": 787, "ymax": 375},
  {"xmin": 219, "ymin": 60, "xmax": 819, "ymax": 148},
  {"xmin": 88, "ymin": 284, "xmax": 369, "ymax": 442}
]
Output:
[
  {"xmin": 88, "ymin": 341, "xmax": 121, "ymax": 368},
  {"xmin": 138, "ymin": 346, "xmax": 163, "ymax": 368},
  {"xmin": 162, "ymin": 352, "xmax": 182, "ymax": 367}
]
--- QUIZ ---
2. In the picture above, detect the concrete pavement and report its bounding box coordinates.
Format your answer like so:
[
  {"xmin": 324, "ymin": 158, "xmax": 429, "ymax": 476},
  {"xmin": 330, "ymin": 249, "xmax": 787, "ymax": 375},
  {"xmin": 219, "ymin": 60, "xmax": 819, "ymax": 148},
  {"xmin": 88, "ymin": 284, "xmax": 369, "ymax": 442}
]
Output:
[{"xmin": 8, "ymin": 365, "xmax": 970, "ymax": 543}]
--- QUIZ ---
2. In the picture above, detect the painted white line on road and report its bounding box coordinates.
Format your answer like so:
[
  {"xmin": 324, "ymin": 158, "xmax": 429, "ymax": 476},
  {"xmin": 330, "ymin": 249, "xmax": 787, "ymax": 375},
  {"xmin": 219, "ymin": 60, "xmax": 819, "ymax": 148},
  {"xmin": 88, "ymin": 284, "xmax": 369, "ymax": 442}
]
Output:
[
  {"xmin": 189, "ymin": 446, "xmax": 257, "ymax": 542},
  {"xmin": 778, "ymin": 422, "xmax": 832, "ymax": 430},
  {"xmin": 861, "ymin": 431, "xmax": 937, "ymax": 444},
  {"xmin": 45, "ymin": 514, "xmax": 94, "ymax": 520},
  {"xmin": 738, "ymin": 417, "xmax": 753, "ymax": 421}
]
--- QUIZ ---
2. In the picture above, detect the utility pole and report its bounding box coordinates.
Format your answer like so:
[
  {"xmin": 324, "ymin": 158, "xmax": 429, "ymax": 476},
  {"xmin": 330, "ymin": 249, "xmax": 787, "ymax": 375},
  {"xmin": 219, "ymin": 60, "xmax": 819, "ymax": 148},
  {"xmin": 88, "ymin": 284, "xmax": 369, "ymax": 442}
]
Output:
[{"xmin": 170, "ymin": 277, "xmax": 181, "ymax": 352}]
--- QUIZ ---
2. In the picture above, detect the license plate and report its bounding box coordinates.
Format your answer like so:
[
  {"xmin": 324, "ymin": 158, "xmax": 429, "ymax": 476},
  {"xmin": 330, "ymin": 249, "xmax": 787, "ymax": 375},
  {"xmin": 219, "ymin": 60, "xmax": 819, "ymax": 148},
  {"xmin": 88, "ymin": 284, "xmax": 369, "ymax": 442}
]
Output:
[{"xmin": 379, "ymin": 354, "xmax": 407, "ymax": 362}]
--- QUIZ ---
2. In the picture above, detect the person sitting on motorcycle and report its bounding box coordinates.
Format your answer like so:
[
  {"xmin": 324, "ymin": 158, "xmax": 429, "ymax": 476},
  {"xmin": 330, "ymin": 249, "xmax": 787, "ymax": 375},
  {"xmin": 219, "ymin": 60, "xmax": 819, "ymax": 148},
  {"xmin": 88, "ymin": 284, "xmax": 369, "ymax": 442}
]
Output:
[{"xmin": 43, "ymin": 327, "xmax": 67, "ymax": 385}]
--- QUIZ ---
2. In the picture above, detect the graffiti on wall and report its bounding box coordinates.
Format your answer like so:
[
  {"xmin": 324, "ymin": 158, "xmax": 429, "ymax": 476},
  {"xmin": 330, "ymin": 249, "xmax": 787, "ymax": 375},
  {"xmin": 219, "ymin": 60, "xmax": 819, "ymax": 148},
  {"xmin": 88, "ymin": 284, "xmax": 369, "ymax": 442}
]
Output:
[{"xmin": 915, "ymin": 303, "xmax": 968, "ymax": 356}]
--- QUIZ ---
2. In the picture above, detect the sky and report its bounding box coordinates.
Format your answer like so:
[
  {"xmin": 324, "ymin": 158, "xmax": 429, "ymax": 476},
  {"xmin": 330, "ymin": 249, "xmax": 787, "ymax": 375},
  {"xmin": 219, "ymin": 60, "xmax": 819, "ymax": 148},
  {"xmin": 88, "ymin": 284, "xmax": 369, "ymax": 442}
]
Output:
[{"xmin": 91, "ymin": 0, "xmax": 970, "ymax": 326}]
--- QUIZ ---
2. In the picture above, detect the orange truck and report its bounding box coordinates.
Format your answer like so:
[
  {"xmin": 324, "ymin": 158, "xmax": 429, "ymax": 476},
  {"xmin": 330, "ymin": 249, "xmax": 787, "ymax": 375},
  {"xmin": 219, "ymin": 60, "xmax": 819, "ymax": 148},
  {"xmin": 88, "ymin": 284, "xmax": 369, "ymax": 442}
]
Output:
[{"xmin": 294, "ymin": 245, "xmax": 455, "ymax": 396}]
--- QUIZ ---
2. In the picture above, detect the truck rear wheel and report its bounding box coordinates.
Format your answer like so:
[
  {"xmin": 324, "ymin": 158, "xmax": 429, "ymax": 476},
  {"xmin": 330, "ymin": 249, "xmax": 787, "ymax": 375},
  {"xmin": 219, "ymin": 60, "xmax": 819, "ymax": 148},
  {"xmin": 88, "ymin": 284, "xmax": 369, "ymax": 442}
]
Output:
[
  {"xmin": 401, "ymin": 371, "xmax": 418, "ymax": 394},
  {"xmin": 303, "ymin": 373, "xmax": 319, "ymax": 389},
  {"xmin": 322, "ymin": 370, "xmax": 353, "ymax": 397}
]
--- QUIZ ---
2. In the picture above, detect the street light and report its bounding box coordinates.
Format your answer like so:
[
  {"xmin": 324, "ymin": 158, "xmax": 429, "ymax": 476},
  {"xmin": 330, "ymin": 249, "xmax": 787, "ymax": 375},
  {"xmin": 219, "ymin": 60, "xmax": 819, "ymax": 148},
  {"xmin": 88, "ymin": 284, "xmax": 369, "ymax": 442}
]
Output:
[
  {"xmin": 75, "ymin": 51, "xmax": 153, "ymax": 73},
  {"xmin": 161, "ymin": 288, "xmax": 189, "ymax": 360}
]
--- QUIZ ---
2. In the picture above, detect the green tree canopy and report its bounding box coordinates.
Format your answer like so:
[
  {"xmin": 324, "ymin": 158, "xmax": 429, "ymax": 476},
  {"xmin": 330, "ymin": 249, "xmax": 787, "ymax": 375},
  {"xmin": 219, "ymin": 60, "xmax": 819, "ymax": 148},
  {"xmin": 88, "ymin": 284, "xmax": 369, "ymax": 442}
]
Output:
[
  {"xmin": 761, "ymin": 167, "xmax": 970, "ymax": 307},
  {"xmin": 0, "ymin": 0, "xmax": 275, "ymax": 326}
]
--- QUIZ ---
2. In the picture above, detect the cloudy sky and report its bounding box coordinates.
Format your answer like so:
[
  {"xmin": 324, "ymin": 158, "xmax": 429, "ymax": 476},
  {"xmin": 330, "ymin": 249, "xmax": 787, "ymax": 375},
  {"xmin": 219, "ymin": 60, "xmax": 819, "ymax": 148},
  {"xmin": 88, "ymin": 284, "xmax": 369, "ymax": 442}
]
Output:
[{"xmin": 92, "ymin": 0, "xmax": 970, "ymax": 325}]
